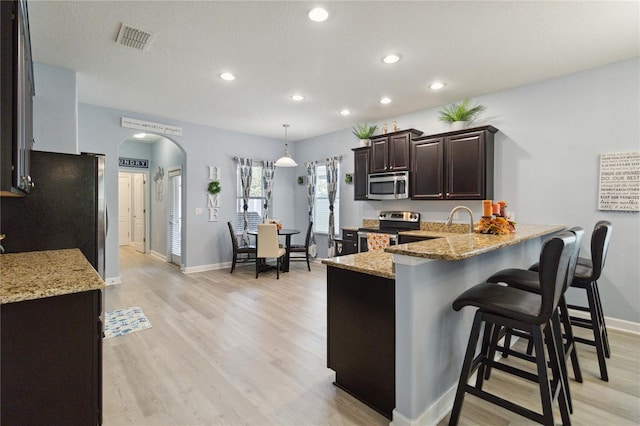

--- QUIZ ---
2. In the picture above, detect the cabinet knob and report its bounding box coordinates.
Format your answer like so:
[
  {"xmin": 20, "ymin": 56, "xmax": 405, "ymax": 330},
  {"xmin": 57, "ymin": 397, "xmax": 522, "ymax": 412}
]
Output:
[
  {"xmin": 22, "ymin": 175, "xmax": 34, "ymax": 188},
  {"xmin": 446, "ymin": 192, "xmax": 450, "ymax": 197}
]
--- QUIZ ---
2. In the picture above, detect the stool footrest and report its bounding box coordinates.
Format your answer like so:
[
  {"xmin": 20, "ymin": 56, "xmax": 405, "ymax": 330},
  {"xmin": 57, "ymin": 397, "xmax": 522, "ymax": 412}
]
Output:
[
  {"xmin": 466, "ymin": 385, "xmax": 545, "ymax": 424},
  {"xmin": 567, "ymin": 304, "xmax": 590, "ymax": 312}
]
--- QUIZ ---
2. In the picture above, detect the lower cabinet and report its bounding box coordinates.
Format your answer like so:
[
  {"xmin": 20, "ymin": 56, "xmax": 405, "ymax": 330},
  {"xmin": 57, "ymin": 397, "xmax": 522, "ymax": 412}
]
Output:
[
  {"xmin": 327, "ymin": 266, "xmax": 395, "ymax": 418},
  {"xmin": 335, "ymin": 229, "xmax": 358, "ymax": 256},
  {"xmin": 1, "ymin": 289, "xmax": 102, "ymax": 425}
]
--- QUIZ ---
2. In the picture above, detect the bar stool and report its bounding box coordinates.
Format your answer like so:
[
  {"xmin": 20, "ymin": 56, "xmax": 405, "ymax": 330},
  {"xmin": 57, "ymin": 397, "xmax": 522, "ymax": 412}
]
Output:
[
  {"xmin": 449, "ymin": 232, "xmax": 575, "ymax": 426},
  {"xmin": 484, "ymin": 227, "xmax": 584, "ymax": 413},
  {"xmin": 531, "ymin": 221, "xmax": 612, "ymax": 381}
]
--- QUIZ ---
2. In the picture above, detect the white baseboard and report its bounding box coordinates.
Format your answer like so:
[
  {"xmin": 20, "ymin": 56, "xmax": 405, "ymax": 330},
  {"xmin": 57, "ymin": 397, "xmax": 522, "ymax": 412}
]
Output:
[
  {"xmin": 149, "ymin": 250, "xmax": 167, "ymax": 262},
  {"xmin": 568, "ymin": 308, "xmax": 640, "ymax": 335},
  {"xmin": 104, "ymin": 276, "xmax": 122, "ymax": 286},
  {"xmin": 391, "ymin": 384, "xmax": 456, "ymax": 426},
  {"xmin": 183, "ymin": 261, "xmax": 231, "ymax": 274}
]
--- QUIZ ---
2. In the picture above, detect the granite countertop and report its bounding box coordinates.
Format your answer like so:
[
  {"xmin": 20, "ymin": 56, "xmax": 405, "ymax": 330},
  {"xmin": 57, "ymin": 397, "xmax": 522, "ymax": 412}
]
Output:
[
  {"xmin": 0, "ymin": 248, "xmax": 105, "ymax": 304},
  {"xmin": 323, "ymin": 224, "xmax": 564, "ymax": 278},
  {"xmin": 387, "ymin": 224, "xmax": 565, "ymax": 260},
  {"xmin": 322, "ymin": 251, "xmax": 395, "ymax": 279}
]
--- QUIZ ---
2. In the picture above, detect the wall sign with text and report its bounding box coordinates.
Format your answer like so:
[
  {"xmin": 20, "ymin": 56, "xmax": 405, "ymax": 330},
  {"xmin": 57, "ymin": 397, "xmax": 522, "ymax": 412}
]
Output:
[
  {"xmin": 598, "ymin": 151, "xmax": 639, "ymax": 212},
  {"xmin": 119, "ymin": 157, "xmax": 149, "ymax": 169}
]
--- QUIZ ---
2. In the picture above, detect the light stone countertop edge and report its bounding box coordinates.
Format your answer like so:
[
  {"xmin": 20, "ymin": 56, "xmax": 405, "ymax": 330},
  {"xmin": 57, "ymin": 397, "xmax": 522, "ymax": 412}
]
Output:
[{"xmin": 1, "ymin": 248, "xmax": 105, "ymax": 304}]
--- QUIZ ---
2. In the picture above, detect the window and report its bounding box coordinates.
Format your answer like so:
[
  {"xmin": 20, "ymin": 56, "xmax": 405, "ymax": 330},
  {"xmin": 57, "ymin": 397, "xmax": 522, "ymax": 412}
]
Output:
[
  {"xmin": 236, "ymin": 164, "xmax": 264, "ymax": 233},
  {"xmin": 314, "ymin": 164, "xmax": 339, "ymax": 235}
]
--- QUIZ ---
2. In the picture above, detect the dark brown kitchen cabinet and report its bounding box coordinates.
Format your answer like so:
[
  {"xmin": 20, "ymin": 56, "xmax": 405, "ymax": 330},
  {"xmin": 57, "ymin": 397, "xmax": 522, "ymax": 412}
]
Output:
[
  {"xmin": 369, "ymin": 129, "xmax": 423, "ymax": 173},
  {"xmin": 353, "ymin": 147, "xmax": 370, "ymax": 200},
  {"xmin": 411, "ymin": 125, "xmax": 497, "ymax": 200},
  {"xmin": 1, "ymin": 0, "xmax": 35, "ymax": 196},
  {"xmin": 335, "ymin": 228, "xmax": 358, "ymax": 255},
  {"xmin": 1, "ymin": 289, "xmax": 103, "ymax": 425},
  {"xmin": 410, "ymin": 137, "xmax": 444, "ymax": 199}
]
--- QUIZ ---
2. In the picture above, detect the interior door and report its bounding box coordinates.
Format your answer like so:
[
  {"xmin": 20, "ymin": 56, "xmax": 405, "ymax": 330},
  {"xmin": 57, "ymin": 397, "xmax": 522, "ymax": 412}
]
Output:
[
  {"xmin": 133, "ymin": 173, "xmax": 146, "ymax": 253},
  {"xmin": 168, "ymin": 169, "xmax": 182, "ymax": 266},
  {"xmin": 118, "ymin": 174, "xmax": 131, "ymax": 246}
]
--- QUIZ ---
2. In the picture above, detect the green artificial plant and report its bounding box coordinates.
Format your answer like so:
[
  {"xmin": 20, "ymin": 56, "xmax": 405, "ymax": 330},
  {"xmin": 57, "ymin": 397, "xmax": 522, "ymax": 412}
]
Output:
[
  {"xmin": 207, "ymin": 180, "xmax": 221, "ymax": 195},
  {"xmin": 437, "ymin": 99, "xmax": 486, "ymax": 123},
  {"xmin": 351, "ymin": 122, "xmax": 377, "ymax": 139}
]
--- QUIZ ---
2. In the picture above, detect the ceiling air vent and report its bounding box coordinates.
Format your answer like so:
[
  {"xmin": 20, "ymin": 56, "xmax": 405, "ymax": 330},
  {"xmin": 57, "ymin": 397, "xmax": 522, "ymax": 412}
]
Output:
[{"xmin": 116, "ymin": 23, "xmax": 155, "ymax": 51}]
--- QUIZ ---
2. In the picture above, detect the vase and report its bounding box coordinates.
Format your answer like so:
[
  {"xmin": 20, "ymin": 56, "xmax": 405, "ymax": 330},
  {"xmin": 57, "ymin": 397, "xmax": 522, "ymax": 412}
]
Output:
[
  {"xmin": 451, "ymin": 121, "xmax": 467, "ymax": 131},
  {"xmin": 359, "ymin": 139, "xmax": 370, "ymax": 147}
]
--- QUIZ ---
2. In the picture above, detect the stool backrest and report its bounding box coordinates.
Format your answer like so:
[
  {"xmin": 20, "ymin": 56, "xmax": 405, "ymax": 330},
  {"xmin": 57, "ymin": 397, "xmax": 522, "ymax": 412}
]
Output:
[
  {"xmin": 589, "ymin": 220, "xmax": 612, "ymax": 281},
  {"xmin": 564, "ymin": 226, "xmax": 585, "ymax": 291},
  {"xmin": 538, "ymin": 232, "xmax": 576, "ymax": 322},
  {"xmin": 257, "ymin": 224, "xmax": 280, "ymax": 258}
]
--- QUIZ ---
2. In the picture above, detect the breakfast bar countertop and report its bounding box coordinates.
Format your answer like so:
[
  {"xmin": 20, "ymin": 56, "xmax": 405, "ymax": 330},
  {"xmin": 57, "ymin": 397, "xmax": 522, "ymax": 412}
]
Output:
[
  {"xmin": 388, "ymin": 224, "xmax": 565, "ymax": 260},
  {"xmin": 323, "ymin": 224, "xmax": 564, "ymax": 278},
  {"xmin": 0, "ymin": 248, "xmax": 105, "ymax": 304}
]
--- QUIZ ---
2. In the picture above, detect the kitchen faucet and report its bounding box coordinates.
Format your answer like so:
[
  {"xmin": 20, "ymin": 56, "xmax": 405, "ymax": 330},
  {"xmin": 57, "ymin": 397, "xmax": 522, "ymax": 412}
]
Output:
[{"xmin": 446, "ymin": 206, "xmax": 475, "ymax": 233}]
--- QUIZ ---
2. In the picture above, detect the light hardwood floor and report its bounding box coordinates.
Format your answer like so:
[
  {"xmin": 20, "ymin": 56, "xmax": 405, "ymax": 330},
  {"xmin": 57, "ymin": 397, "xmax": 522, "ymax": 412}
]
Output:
[{"xmin": 104, "ymin": 247, "xmax": 640, "ymax": 425}]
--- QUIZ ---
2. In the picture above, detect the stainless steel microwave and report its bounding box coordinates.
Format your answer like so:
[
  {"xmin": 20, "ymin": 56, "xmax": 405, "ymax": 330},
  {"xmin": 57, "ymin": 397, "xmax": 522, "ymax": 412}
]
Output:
[{"xmin": 367, "ymin": 171, "xmax": 409, "ymax": 200}]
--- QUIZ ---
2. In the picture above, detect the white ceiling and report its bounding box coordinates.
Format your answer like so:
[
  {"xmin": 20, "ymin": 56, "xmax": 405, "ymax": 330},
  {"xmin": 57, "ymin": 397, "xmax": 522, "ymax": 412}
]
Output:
[{"xmin": 28, "ymin": 1, "xmax": 639, "ymax": 141}]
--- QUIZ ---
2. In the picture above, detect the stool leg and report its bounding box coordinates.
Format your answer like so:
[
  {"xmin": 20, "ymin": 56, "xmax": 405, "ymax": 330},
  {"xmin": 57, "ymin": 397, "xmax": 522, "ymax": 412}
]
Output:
[
  {"xmin": 552, "ymin": 309, "xmax": 573, "ymax": 414},
  {"xmin": 559, "ymin": 297, "xmax": 582, "ymax": 383},
  {"xmin": 544, "ymin": 321, "xmax": 572, "ymax": 426},
  {"xmin": 532, "ymin": 325, "xmax": 556, "ymax": 426},
  {"xmin": 483, "ymin": 324, "xmax": 502, "ymax": 380},
  {"xmin": 587, "ymin": 282, "xmax": 609, "ymax": 381},
  {"xmin": 449, "ymin": 312, "xmax": 484, "ymax": 426},
  {"xmin": 593, "ymin": 280, "xmax": 611, "ymax": 358},
  {"xmin": 502, "ymin": 327, "xmax": 513, "ymax": 358},
  {"xmin": 476, "ymin": 321, "xmax": 494, "ymax": 389}
]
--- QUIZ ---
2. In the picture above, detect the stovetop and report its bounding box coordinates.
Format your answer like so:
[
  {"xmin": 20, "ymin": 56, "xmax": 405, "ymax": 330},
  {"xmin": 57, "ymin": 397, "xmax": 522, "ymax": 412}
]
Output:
[{"xmin": 358, "ymin": 211, "xmax": 421, "ymax": 235}]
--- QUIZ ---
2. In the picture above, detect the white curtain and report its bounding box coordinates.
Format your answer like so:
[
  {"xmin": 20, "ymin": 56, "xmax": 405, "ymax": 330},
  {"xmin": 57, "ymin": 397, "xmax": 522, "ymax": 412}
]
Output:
[
  {"xmin": 236, "ymin": 157, "xmax": 252, "ymax": 246},
  {"xmin": 325, "ymin": 156, "xmax": 340, "ymax": 257},
  {"xmin": 305, "ymin": 161, "xmax": 317, "ymax": 258},
  {"xmin": 262, "ymin": 160, "xmax": 276, "ymax": 220}
]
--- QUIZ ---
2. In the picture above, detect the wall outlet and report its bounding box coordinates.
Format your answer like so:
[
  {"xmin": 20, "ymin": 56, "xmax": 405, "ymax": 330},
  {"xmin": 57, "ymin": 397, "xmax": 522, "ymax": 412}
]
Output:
[{"xmin": 195, "ymin": 207, "xmax": 203, "ymax": 215}]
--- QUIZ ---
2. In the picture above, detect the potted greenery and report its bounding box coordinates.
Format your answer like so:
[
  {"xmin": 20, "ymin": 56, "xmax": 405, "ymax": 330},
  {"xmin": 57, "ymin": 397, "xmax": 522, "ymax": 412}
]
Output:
[
  {"xmin": 438, "ymin": 99, "xmax": 486, "ymax": 130},
  {"xmin": 352, "ymin": 122, "xmax": 377, "ymax": 147},
  {"xmin": 207, "ymin": 180, "xmax": 221, "ymax": 195}
]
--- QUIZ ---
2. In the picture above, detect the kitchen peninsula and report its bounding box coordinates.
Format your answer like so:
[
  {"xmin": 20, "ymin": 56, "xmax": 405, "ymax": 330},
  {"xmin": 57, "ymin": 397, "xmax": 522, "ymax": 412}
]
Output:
[
  {"xmin": 323, "ymin": 224, "xmax": 564, "ymax": 424},
  {"xmin": 1, "ymin": 249, "xmax": 104, "ymax": 424}
]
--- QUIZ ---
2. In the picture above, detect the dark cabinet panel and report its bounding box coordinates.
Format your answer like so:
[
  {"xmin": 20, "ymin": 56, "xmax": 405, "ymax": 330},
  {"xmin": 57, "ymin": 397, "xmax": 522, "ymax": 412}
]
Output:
[
  {"xmin": 369, "ymin": 129, "xmax": 423, "ymax": 173},
  {"xmin": 1, "ymin": 290, "xmax": 103, "ymax": 425},
  {"xmin": 446, "ymin": 129, "xmax": 493, "ymax": 199},
  {"xmin": 327, "ymin": 266, "xmax": 395, "ymax": 418},
  {"xmin": 353, "ymin": 147, "xmax": 370, "ymax": 200},
  {"xmin": 1, "ymin": 0, "xmax": 35, "ymax": 196},
  {"xmin": 410, "ymin": 137, "xmax": 444, "ymax": 199},
  {"xmin": 411, "ymin": 126, "xmax": 496, "ymax": 200}
]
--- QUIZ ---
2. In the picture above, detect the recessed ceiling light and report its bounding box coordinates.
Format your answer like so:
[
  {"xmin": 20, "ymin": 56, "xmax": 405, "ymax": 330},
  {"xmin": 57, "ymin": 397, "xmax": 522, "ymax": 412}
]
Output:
[
  {"xmin": 308, "ymin": 7, "xmax": 329, "ymax": 22},
  {"xmin": 290, "ymin": 94, "xmax": 305, "ymax": 101},
  {"xmin": 382, "ymin": 54, "xmax": 401, "ymax": 64},
  {"xmin": 134, "ymin": 133, "xmax": 146, "ymax": 139},
  {"xmin": 429, "ymin": 81, "xmax": 446, "ymax": 90},
  {"xmin": 220, "ymin": 72, "xmax": 235, "ymax": 81},
  {"xmin": 339, "ymin": 109, "xmax": 351, "ymax": 116},
  {"xmin": 380, "ymin": 97, "xmax": 392, "ymax": 104}
]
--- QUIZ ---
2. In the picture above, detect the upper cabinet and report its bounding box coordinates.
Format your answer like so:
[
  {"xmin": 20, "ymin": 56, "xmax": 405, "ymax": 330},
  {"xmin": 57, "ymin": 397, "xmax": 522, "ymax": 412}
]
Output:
[
  {"xmin": 411, "ymin": 125, "xmax": 497, "ymax": 200},
  {"xmin": 352, "ymin": 147, "xmax": 370, "ymax": 201},
  {"xmin": 369, "ymin": 129, "xmax": 423, "ymax": 173},
  {"xmin": 1, "ymin": 0, "xmax": 35, "ymax": 196}
]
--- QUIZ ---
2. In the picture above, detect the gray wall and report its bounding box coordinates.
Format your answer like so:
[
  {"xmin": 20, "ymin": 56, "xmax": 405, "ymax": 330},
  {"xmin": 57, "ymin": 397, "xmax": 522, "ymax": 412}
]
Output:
[
  {"xmin": 295, "ymin": 57, "xmax": 640, "ymax": 323},
  {"xmin": 33, "ymin": 63, "xmax": 77, "ymax": 154}
]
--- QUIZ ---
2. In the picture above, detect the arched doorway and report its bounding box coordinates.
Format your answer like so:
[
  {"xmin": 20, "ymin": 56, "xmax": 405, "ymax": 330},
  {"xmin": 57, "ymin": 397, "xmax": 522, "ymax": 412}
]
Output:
[{"xmin": 118, "ymin": 133, "xmax": 186, "ymax": 267}]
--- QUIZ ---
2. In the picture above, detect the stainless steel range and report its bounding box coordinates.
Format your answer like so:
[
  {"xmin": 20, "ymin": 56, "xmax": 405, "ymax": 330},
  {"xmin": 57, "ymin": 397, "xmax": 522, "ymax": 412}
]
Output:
[{"xmin": 357, "ymin": 211, "xmax": 420, "ymax": 252}]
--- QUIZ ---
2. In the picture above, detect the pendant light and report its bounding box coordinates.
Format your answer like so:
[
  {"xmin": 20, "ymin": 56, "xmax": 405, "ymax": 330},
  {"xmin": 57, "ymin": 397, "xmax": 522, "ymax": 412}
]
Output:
[{"xmin": 275, "ymin": 124, "xmax": 298, "ymax": 167}]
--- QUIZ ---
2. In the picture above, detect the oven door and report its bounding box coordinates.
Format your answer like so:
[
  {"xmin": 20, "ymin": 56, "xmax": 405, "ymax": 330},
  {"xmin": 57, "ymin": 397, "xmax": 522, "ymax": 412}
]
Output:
[
  {"xmin": 357, "ymin": 232, "xmax": 398, "ymax": 252},
  {"xmin": 367, "ymin": 172, "xmax": 409, "ymax": 200}
]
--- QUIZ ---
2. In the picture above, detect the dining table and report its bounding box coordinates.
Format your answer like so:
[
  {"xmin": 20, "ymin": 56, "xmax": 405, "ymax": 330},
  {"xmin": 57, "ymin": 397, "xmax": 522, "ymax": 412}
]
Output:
[{"xmin": 247, "ymin": 228, "xmax": 300, "ymax": 272}]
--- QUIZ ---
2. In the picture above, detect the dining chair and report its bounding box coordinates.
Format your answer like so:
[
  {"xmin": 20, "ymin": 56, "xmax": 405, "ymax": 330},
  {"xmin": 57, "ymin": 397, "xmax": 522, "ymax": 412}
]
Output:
[
  {"xmin": 289, "ymin": 221, "xmax": 313, "ymax": 271},
  {"xmin": 227, "ymin": 221, "xmax": 256, "ymax": 273},
  {"xmin": 256, "ymin": 223, "xmax": 286, "ymax": 279}
]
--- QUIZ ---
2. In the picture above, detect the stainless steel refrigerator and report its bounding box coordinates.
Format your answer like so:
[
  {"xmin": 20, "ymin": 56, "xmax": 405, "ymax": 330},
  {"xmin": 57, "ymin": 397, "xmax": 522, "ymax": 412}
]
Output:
[{"xmin": 0, "ymin": 150, "xmax": 106, "ymax": 278}]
